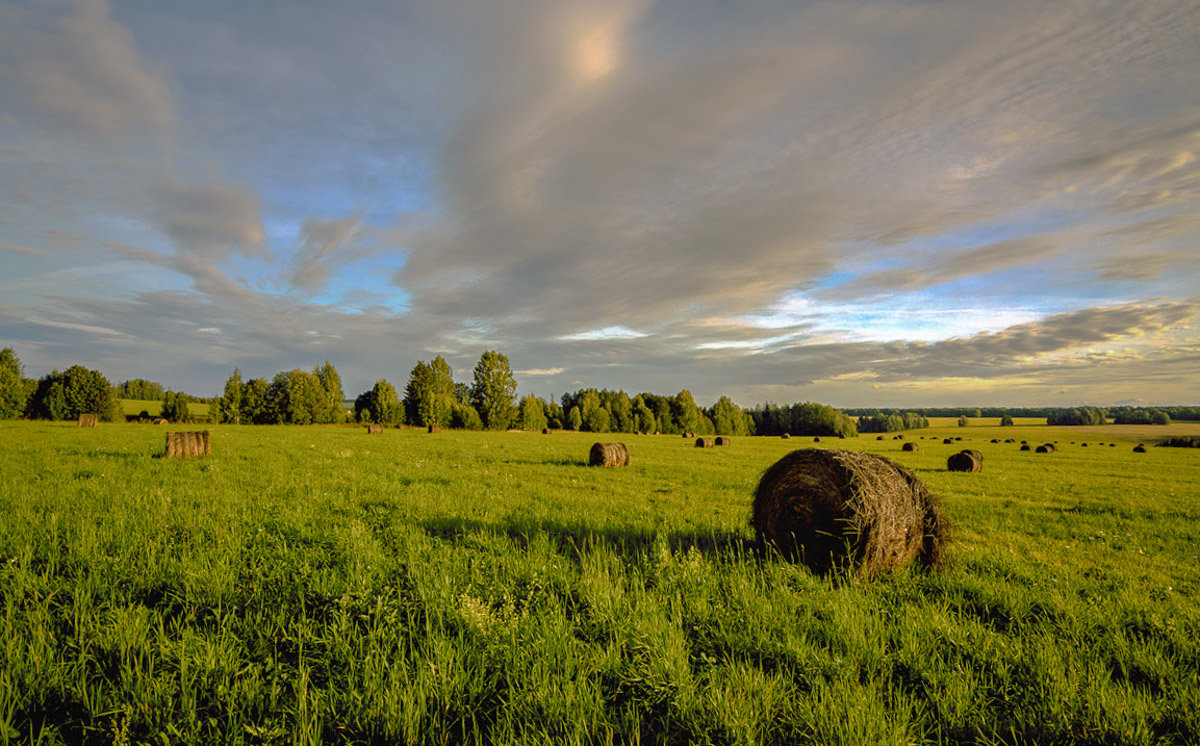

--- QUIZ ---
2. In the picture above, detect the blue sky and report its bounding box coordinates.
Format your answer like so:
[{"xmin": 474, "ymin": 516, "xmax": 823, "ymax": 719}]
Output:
[{"xmin": 1, "ymin": 0, "xmax": 1198, "ymax": 407}]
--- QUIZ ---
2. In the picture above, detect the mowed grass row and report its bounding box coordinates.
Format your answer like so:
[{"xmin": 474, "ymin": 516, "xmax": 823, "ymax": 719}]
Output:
[{"xmin": 1, "ymin": 421, "xmax": 1198, "ymax": 744}]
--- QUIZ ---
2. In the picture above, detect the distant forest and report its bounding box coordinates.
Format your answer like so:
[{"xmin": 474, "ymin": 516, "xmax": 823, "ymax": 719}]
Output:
[{"xmin": 1, "ymin": 347, "xmax": 1195, "ymax": 435}]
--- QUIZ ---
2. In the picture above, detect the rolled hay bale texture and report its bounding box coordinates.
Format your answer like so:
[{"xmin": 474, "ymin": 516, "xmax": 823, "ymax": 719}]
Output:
[
  {"xmin": 365, "ymin": 423, "xmax": 383, "ymax": 434},
  {"xmin": 695, "ymin": 437, "xmax": 714, "ymax": 448},
  {"xmin": 1043, "ymin": 443, "xmax": 1057, "ymax": 453},
  {"xmin": 902, "ymin": 442, "xmax": 919, "ymax": 452},
  {"xmin": 590, "ymin": 442, "xmax": 630, "ymax": 467},
  {"xmin": 751, "ymin": 448, "xmax": 947, "ymax": 578},
  {"xmin": 1133, "ymin": 444, "xmax": 1146, "ymax": 453},
  {"xmin": 427, "ymin": 425, "xmax": 441, "ymax": 434},
  {"xmin": 78, "ymin": 413, "xmax": 98, "ymax": 428},
  {"xmin": 166, "ymin": 431, "xmax": 210, "ymax": 458},
  {"xmin": 947, "ymin": 451, "xmax": 982, "ymax": 472},
  {"xmin": 715, "ymin": 436, "xmax": 731, "ymax": 446}
]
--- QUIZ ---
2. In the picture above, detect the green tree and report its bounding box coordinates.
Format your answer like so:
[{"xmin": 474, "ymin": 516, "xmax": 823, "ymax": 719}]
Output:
[
  {"xmin": 518, "ymin": 394, "xmax": 548, "ymax": 431},
  {"xmin": 220, "ymin": 369, "xmax": 244, "ymax": 425},
  {"xmin": 242, "ymin": 378, "xmax": 270, "ymax": 424},
  {"xmin": 632, "ymin": 395, "xmax": 656, "ymax": 433},
  {"xmin": 27, "ymin": 365, "xmax": 118, "ymax": 421},
  {"xmin": 404, "ymin": 356, "xmax": 455, "ymax": 428},
  {"xmin": 957, "ymin": 415, "xmax": 969, "ymax": 427},
  {"xmin": 584, "ymin": 406, "xmax": 611, "ymax": 433},
  {"xmin": 671, "ymin": 389, "xmax": 702, "ymax": 434},
  {"xmin": 314, "ymin": 360, "xmax": 345, "ymax": 423},
  {"xmin": 0, "ymin": 348, "xmax": 31, "ymax": 419},
  {"xmin": 355, "ymin": 379, "xmax": 402, "ymax": 425},
  {"xmin": 450, "ymin": 402, "xmax": 483, "ymax": 430},
  {"xmin": 265, "ymin": 370, "xmax": 325, "ymax": 424},
  {"xmin": 568, "ymin": 406, "xmax": 582, "ymax": 431},
  {"xmin": 116, "ymin": 379, "xmax": 165, "ymax": 400},
  {"xmin": 999, "ymin": 413, "xmax": 1015, "ymax": 427},
  {"xmin": 162, "ymin": 391, "xmax": 191, "ymax": 423},
  {"xmin": 470, "ymin": 350, "xmax": 517, "ymax": 430}
]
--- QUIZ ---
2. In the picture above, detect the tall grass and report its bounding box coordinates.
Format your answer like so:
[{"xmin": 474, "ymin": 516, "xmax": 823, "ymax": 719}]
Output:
[{"xmin": 1, "ymin": 422, "xmax": 1197, "ymax": 744}]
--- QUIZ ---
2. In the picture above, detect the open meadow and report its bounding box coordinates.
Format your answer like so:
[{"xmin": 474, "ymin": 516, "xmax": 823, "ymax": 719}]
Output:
[{"xmin": 1, "ymin": 420, "xmax": 1198, "ymax": 744}]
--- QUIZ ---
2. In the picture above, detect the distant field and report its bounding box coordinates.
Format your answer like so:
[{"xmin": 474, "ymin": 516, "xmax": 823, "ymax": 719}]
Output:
[
  {"xmin": 1, "ymin": 421, "xmax": 1198, "ymax": 744},
  {"xmin": 120, "ymin": 398, "xmax": 211, "ymax": 419}
]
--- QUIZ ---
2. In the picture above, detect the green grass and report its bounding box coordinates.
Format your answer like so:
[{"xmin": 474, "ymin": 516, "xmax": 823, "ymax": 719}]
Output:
[
  {"xmin": 1, "ymin": 421, "xmax": 1198, "ymax": 744},
  {"xmin": 119, "ymin": 399, "xmax": 211, "ymax": 420}
]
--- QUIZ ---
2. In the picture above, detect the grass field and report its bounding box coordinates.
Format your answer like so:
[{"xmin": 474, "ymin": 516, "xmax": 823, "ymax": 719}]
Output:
[
  {"xmin": 1, "ymin": 421, "xmax": 1198, "ymax": 744},
  {"xmin": 119, "ymin": 400, "xmax": 212, "ymax": 421}
]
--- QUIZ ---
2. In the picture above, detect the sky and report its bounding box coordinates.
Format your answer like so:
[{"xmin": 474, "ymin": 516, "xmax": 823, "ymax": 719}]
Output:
[{"xmin": 1, "ymin": 0, "xmax": 1198, "ymax": 408}]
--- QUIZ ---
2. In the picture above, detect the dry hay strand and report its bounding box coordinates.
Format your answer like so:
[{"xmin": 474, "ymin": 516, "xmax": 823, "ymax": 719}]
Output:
[
  {"xmin": 365, "ymin": 423, "xmax": 383, "ymax": 434},
  {"xmin": 165, "ymin": 431, "xmax": 211, "ymax": 458},
  {"xmin": 695, "ymin": 437, "xmax": 714, "ymax": 448},
  {"xmin": 1133, "ymin": 444, "xmax": 1146, "ymax": 453},
  {"xmin": 947, "ymin": 451, "xmax": 982, "ymax": 472},
  {"xmin": 1020, "ymin": 444, "xmax": 1031, "ymax": 451},
  {"xmin": 751, "ymin": 448, "xmax": 948, "ymax": 578},
  {"xmin": 902, "ymin": 442, "xmax": 919, "ymax": 452},
  {"xmin": 427, "ymin": 425, "xmax": 441, "ymax": 434},
  {"xmin": 715, "ymin": 436, "xmax": 731, "ymax": 446},
  {"xmin": 589, "ymin": 442, "xmax": 631, "ymax": 466},
  {"xmin": 77, "ymin": 413, "xmax": 98, "ymax": 428}
]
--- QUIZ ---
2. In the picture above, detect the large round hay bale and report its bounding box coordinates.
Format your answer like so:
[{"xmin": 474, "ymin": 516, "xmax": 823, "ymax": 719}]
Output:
[
  {"xmin": 1042, "ymin": 443, "xmax": 1056, "ymax": 453},
  {"xmin": 902, "ymin": 442, "xmax": 919, "ymax": 452},
  {"xmin": 947, "ymin": 451, "xmax": 981, "ymax": 472},
  {"xmin": 695, "ymin": 437, "xmax": 714, "ymax": 448},
  {"xmin": 1133, "ymin": 444, "xmax": 1146, "ymax": 453},
  {"xmin": 715, "ymin": 436, "xmax": 730, "ymax": 446},
  {"xmin": 1035, "ymin": 445, "xmax": 1051, "ymax": 453},
  {"xmin": 781, "ymin": 433, "xmax": 791, "ymax": 439},
  {"xmin": 942, "ymin": 438, "xmax": 954, "ymax": 444},
  {"xmin": 876, "ymin": 436, "xmax": 885, "ymax": 441},
  {"xmin": 590, "ymin": 442, "xmax": 630, "ymax": 466},
  {"xmin": 1020, "ymin": 444, "xmax": 1031, "ymax": 451},
  {"xmin": 751, "ymin": 449, "xmax": 947, "ymax": 578},
  {"xmin": 959, "ymin": 449, "xmax": 982, "ymax": 462},
  {"xmin": 813, "ymin": 436, "xmax": 822, "ymax": 443}
]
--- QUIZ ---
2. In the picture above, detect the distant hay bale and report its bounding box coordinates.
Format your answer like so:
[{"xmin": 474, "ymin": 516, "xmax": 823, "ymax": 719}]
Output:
[
  {"xmin": 947, "ymin": 451, "xmax": 982, "ymax": 472},
  {"xmin": 1133, "ymin": 444, "xmax": 1146, "ymax": 453},
  {"xmin": 751, "ymin": 449, "xmax": 948, "ymax": 578},
  {"xmin": 157, "ymin": 419, "xmax": 169, "ymax": 425},
  {"xmin": 876, "ymin": 436, "xmax": 885, "ymax": 441},
  {"xmin": 165, "ymin": 431, "xmax": 210, "ymax": 458},
  {"xmin": 695, "ymin": 437, "xmax": 714, "ymax": 448},
  {"xmin": 1005, "ymin": 439, "xmax": 1015, "ymax": 443},
  {"xmin": 813, "ymin": 436, "xmax": 822, "ymax": 443},
  {"xmin": 781, "ymin": 433, "xmax": 791, "ymax": 439},
  {"xmin": 589, "ymin": 442, "xmax": 630, "ymax": 467},
  {"xmin": 1043, "ymin": 443, "xmax": 1057, "ymax": 453},
  {"xmin": 365, "ymin": 423, "xmax": 383, "ymax": 434},
  {"xmin": 715, "ymin": 436, "xmax": 731, "ymax": 446},
  {"xmin": 78, "ymin": 413, "xmax": 98, "ymax": 428},
  {"xmin": 1035, "ymin": 445, "xmax": 1051, "ymax": 453},
  {"xmin": 1109, "ymin": 443, "xmax": 1116, "ymax": 447},
  {"xmin": 542, "ymin": 427, "xmax": 550, "ymax": 434},
  {"xmin": 893, "ymin": 435, "xmax": 903, "ymax": 440},
  {"xmin": 902, "ymin": 442, "xmax": 918, "ymax": 452},
  {"xmin": 1081, "ymin": 442, "xmax": 1088, "ymax": 447},
  {"xmin": 428, "ymin": 425, "xmax": 441, "ymax": 434},
  {"xmin": 838, "ymin": 434, "xmax": 847, "ymax": 439},
  {"xmin": 955, "ymin": 437, "xmax": 963, "ymax": 441},
  {"xmin": 1020, "ymin": 444, "xmax": 1031, "ymax": 451},
  {"xmin": 943, "ymin": 438, "xmax": 954, "ymax": 444},
  {"xmin": 990, "ymin": 439, "xmax": 1000, "ymax": 443}
]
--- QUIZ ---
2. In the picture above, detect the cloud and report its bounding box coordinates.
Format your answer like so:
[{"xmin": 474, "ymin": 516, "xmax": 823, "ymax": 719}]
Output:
[
  {"xmin": 0, "ymin": 239, "xmax": 46, "ymax": 258},
  {"xmin": 0, "ymin": 0, "xmax": 173, "ymax": 140},
  {"xmin": 289, "ymin": 213, "xmax": 367, "ymax": 293},
  {"xmin": 155, "ymin": 179, "xmax": 266, "ymax": 260}
]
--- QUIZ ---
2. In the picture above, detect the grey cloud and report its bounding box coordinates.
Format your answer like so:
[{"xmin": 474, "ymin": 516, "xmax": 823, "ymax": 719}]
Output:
[
  {"xmin": 289, "ymin": 214, "xmax": 367, "ymax": 293},
  {"xmin": 0, "ymin": 0, "xmax": 173, "ymax": 140},
  {"xmin": 156, "ymin": 179, "xmax": 266, "ymax": 260}
]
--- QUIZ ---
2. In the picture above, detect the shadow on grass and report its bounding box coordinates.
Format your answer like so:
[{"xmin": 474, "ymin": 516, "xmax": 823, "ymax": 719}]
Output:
[{"xmin": 417, "ymin": 514, "xmax": 757, "ymax": 564}]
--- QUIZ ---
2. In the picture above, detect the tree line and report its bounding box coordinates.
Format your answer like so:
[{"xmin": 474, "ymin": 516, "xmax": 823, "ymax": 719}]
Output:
[{"xmin": 2, "ymin": 346, "xmax": 1194, "ymax": 432}]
